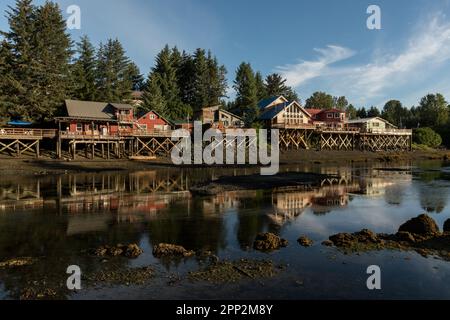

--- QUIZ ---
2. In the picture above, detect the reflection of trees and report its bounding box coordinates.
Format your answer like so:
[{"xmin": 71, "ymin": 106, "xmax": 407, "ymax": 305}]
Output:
[
  {"xmin": 236, "ymin": 191, "xmax": 276, "ymax": 249},
  {"xmin": 147, "ymin": 199, "xmax": 227, "ymax": 253},
  {"xmin": 417, "ymin": 183, "xmax": 448, "ymax": 214},
  {"xmin": 384, "ymin": 184, "xmax": 405, "ymax": 206},
  {"xmin": 0, "ymin": 212, "xmax": 141, "ymax": 299}
]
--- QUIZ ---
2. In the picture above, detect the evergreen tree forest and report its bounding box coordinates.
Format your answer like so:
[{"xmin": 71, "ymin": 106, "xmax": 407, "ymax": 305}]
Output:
[{"xmin": 0, "ymin": 0, "xmax": 449, "ymax": 143}]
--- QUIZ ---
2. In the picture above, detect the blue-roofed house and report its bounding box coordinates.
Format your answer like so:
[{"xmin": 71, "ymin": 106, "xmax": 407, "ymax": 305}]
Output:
[
  {"xmin": 258, "ymin": 96, "xmax": 312, "ymax": 128},
  {"xmin": 258, "ymin": 96, "xmax": 289, "ymax": 110}
]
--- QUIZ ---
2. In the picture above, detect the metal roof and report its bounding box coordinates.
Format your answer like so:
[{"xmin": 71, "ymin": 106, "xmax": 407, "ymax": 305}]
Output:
[
  {"xmin": 64, "ymin": 100, "xmax": 133, "ymax": 120},
  {"xmin": 219, "ymin": 109, "xmax": 243, "ymax": 120},
  {"xmin": 347, "ymin": 117, "xmax": 397, "ymax": 128},
  {"xmin": 259, "ymin": 104, "xmax": 287, "ymax": 120},
  {"xmin": 110, "ymin": 103, "xmax": 134, "ymax": 110},
  {"xmin": 258, "ymin": 97, "xmax": 279, "ymax": 109},
  {"xmin": 259, "ymin": 101, "xmax": 311, "ymax": 120}
]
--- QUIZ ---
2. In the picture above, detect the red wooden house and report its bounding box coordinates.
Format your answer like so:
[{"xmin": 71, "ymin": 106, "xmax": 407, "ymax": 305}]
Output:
[
  {"xmin": 134, "ymin": 110, "xmax": 173, "ymax": 133},
  {"xmin": 57, "ymin": 100, "xmax": 174, "ymax": 136},
  {"xmin": 305, "ymin": 108, "xmax": 347, "ymax": 128},
  {"xmin": 57, "ymin": 100, "xmax": 135, "ymax": 136}
]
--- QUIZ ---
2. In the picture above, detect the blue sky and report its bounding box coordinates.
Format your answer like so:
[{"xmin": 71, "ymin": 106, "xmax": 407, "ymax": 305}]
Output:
[{"xmin": 1, "ymin": 0, "xmax": 450, "ymax": 108}]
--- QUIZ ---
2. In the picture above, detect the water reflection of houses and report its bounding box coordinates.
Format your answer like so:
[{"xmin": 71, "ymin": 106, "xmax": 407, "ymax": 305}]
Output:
[
  {"xmin": 0, "ymin": 178, "xmax": 43, "ymax": 211},
  {"xmin": 62, "ymin": 172, "xmax": 192, "ymax": 234},
  {"xmin": 201, "ymin": 190, "xmax": 257, "ymax": 215},
  {"xmin": 0, "ymin": 171, "xmax": 193, "ymax": 236},
  {"xmin": 269, "ymin": 180, "xmax": 361, "ymax": 224}
]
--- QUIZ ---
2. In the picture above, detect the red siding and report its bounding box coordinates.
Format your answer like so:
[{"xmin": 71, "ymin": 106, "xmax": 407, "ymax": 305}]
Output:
[
  {"xmin": 66, "ymin": 121, "xmax": 120, "ymax": 135},
  {"xmin": 315, "ymin": 110, "xmax": 346, "ymax": 123},
  {"xmin": 135, "ymin": 111, "xmax": 170, "ymax": 131}
]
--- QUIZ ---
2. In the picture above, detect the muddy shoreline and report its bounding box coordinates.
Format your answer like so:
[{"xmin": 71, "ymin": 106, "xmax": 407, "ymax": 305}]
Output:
[{"xmin": 0, "ymin": 149, "xmax": 448, "ymax": 177}]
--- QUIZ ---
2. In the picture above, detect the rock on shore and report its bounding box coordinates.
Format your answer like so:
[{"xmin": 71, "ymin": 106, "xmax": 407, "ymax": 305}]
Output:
[
  {"xmin": 152, "ymin": 243, "xmax": 195, "ymax": 258},
  {"xmin": 398, "ymin": 214, "xmax": 439, "ymax": 235},
  {"xmin": 297, "ymin": 236, "xmax": 314, "ymax": 247},
  {"xmin": 93, "ymin": 243, "xmax": 143, "ymax": 258},
  {"xmin": 253, "ymin": 233, "xmax": 288, "ymax": 251},
  {"xmin": 325, "ymin": 214, "xmax": 450, "ymax": 260}
]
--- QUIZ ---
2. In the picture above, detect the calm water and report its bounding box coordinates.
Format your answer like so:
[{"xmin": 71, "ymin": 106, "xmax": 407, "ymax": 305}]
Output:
[{"xmin": 1, "ymin": 161, "xmax": 450, "ymax": 300}]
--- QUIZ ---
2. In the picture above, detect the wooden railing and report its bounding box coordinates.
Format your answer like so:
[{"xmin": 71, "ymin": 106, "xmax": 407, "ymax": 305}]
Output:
[
  {"xmin": 0, "ymin": 128, "xmax": 57, "ymax": 138},
  {"xmin": 364, "ymin": 128, "xmax": 412, "ymax": 135},
  {"xmin": 60, "ymin": 131, "xmax": 122, "ymax": 139},
  {"xmin": 60, "ymin": 129, "xmax": 175, "ymax": 139},
  {"xmin": 318, "ymin": 127, "xmax": 360, "ymax": 133},
  {"xmin": 271, "ymin": 123, "xmax": 316, "ymax": 130},
  {"xmin": 130, "ymin": 130, "xmax": 174, "ymax": 137}
]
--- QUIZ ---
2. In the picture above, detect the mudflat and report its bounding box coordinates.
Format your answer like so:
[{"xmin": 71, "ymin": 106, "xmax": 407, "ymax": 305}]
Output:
[{"xmin": 0, "ymin": 149, "xmax": 448, "ymax": 176}]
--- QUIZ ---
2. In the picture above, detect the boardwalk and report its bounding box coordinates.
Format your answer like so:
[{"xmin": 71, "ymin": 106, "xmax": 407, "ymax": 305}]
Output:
[
  {"xmin": 278, "ymin": 126, "xmax": 412, "ymax": 151},
  {"xmin": 0, "ymin": 128, "xmax": 57, "ymax": 157},
  {"xmin": 57, "ymin": 130, "xmax": 178, "ymax": 159},
  {"xmin": 0, "ymin": 125, "xmax": 413, "ymax": 159}
]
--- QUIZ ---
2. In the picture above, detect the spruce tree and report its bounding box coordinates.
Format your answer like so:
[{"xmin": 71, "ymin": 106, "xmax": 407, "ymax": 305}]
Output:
[
  {"xmin": 95, "ymin": 38, "xmax": 133, "ymax": 102},
  {"xmin": 72, "ymin": 35, "xmax": 97, "ymax": 101},
  {"xmin": 140, "ymin": 74, "xmax": 165, "ymax": 115},
  {"xmin": 255, "ymin": 71, "xmax": 266, "ymax": 101},
  {"xmin": 141, "ymin": 45, "xmax": 192, "ymax": 121},
  {"xmin": 30, "ymin": 1, "xmax": 72, "ymax": 121},
  {"xmin": 206, "ymin": 50, "xmax": 227, "ymax": 106},
  {"xmin": 0, "ymin": 41, "xmax": 16, "ymax": 123},
  {"xmin": 2, "ymin": 0, "xmax": 72, "ymax": 121},
  {"xmin": 127, "ymin": 62, "xmax": 144, "ymax": 91},
  {"xmin": 192, "ymin": 48, "xmax": 209, "ymax": 111},
  {"xmin": 3, "ymin": 0, "xmax": 37, "ymax": 121},
  {"xmin": 177, "ymin": 51, "xmax": 196, "ymax": 107},
  {"xmin": 264, "ymin": 73, "xmax": 298, "ymax": 101},
  {"xmin": 233, "ymin": 62, "xmax": 258, "ymax": 124}
]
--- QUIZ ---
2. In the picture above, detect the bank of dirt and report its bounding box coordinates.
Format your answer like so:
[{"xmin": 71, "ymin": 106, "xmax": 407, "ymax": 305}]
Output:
[{"xmin": 0, "ymin": 149, "xmax": 448, "ymax": 176}]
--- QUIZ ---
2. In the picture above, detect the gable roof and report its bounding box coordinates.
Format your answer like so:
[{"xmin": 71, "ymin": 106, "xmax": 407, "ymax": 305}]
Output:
[
  {"xmin": 65, "ymin": 100, "xmax": 117, "ymax": 121},
  {"xmin": 258, "ymin": 96, "xmax": 288, "ymax": 109},
  {"xmin": 218, "ymin": 109, "xmax": 243, "ymax": 121},
  {"xmin": 110, "ymin": 103, "xmax": 133, "ymax": 110},
  {"xmin": 321, "ymin": 108, "xmax": 345, "ymax": 113},
  {"xmin": 305, "ymin": 108, "xmax": 322, "ymax": 116},
  {"xmin": 259, "ymin": 101, "xmax": 311, "ymax": 120},
  {"xmin": 136, "ymin": 110, "xmax": 174, "ymax": 126},
  {"xmin": 63, "ymin": 100, "xmax": 134, "ymax": 121},
  {"xmin": 259, "ymin": 103, "xmax": 287, "ymax": 120},
  {"xmin": 347, "ymin": 117, "xmax": 397, "ymax": 128}
]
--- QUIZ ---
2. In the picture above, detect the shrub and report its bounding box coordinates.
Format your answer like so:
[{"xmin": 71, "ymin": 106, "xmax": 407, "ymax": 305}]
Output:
[{"xmin": 413, "ymin": 127, "xmax": 442, "ymax": 148}]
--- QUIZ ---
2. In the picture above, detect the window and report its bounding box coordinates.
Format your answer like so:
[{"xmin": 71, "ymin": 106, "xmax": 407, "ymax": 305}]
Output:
[
  {"xmin": 335, "ymin": 113, "xmax": 340, "ymax": 118},
  {"xmin": 327, "ymin": 113, "xmax": 333, "ymax": 119},
  {"xmin": 140, "ymin": 124, "xmax": 147, "ymax": 131},
  {"xmin": 76, "ymin": 123, "xmax": 82, "ymax": 132},
  {"xmin": 149, "ymin": 114, "xmax": 156, "ymax": 120},
  {"xmin": 373, "ymin": 122, "xmax": 380, "ymax": 127}
]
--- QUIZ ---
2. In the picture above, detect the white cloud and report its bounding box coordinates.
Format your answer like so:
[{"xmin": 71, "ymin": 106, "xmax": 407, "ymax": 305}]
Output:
[
  {"xmin": 277, "ymin": 14, "xmax": 450, "ymax": 105},
  {"xmin": 276, "ymin": 45, "xmax": 355, "ymax": 87}
]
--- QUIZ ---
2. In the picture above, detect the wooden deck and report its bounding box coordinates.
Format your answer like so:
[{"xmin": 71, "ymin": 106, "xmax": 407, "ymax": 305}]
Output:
[
  {"xmin": 277, "ymin": 126, "xmax": 412, "ymax": 151},
  {"xmin": 0, "ymin": 128, "xmax": 57, "ymax": 139},
  {"xmin": 0, "ymin": 128, "xmax": 58, "ymax": 157},
  {"xmin": 57, "ymin": 130, "xmax": 178, "ymax": 159},
  {"xmin": 0, "ymin": 125, "xmax": 414, "ymax": 159},
  {"xmin": 60, "ymin": 130, "xmax": 174, "ymax": 140}
]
